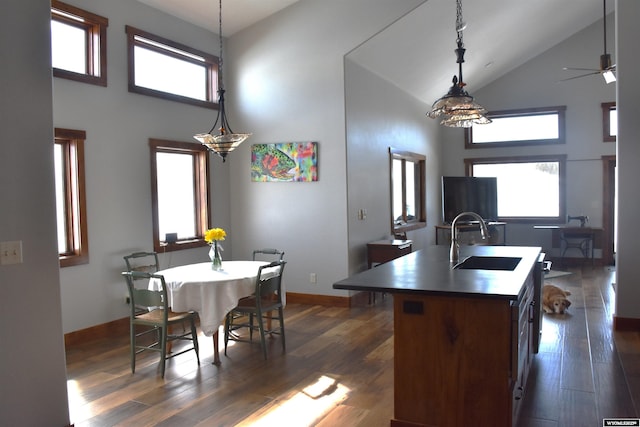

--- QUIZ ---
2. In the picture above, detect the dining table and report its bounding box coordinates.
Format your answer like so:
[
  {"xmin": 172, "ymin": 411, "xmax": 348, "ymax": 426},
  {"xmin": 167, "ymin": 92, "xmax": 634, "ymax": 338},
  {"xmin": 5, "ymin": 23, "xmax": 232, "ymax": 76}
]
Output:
[{"xmin": 149, "ymin": 260, "xmax": 275, "ymax": 365}]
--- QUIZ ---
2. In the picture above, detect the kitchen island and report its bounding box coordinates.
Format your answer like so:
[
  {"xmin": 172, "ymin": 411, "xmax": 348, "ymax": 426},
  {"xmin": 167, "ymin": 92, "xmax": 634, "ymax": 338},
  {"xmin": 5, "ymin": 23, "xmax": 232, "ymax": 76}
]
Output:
[{"xmin": 334, "ymin": 245, "xmax": 543, "ymax": 427}]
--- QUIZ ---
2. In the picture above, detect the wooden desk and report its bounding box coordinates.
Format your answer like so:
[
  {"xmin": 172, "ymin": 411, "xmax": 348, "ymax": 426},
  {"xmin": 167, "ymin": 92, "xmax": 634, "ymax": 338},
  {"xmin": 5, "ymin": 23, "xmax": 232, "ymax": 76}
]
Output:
[
  {"xmin": 435, "ymin": 222, "xmax": 507, "ymax": 245},
  {"xmin": 367, "ymin": 239, "xmax": 412, "ymax": 268}
]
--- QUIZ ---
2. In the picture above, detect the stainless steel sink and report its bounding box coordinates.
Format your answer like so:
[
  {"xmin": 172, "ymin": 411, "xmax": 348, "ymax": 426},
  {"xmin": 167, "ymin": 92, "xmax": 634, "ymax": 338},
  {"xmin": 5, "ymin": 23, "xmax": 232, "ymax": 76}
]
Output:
[{"xmin": 453, "ymin": 256, "xmax": 522, "ymax": 271}]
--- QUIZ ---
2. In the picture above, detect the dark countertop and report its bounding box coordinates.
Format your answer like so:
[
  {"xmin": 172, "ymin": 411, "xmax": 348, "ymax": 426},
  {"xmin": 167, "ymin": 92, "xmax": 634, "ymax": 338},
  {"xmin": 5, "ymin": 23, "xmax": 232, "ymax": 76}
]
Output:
[{"xmin": 334, "ymin": 245, "xmax": 542, "ymax": 300}]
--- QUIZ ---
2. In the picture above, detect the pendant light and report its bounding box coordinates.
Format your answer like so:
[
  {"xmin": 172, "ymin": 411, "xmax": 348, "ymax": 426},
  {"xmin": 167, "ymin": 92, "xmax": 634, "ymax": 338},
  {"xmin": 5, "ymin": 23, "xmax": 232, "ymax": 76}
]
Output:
[
  {"xmin": 427, "ymin": 0, "xmax": 491, "ymax": 128},
  {"xmin": 194, "ymin": 0, "xmax": 251, "ymax": 162}
]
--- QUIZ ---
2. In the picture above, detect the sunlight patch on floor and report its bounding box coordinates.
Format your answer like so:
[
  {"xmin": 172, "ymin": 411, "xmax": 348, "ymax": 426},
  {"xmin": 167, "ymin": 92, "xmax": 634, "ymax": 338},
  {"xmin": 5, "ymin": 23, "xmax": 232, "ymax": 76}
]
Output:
[
  {"xmin": 236, "ymin": 375, "xmax": 351, "ymax": 426},
  {"xmin": 67, "ymin": 379, "xmax": 91, "ymax": 424}
]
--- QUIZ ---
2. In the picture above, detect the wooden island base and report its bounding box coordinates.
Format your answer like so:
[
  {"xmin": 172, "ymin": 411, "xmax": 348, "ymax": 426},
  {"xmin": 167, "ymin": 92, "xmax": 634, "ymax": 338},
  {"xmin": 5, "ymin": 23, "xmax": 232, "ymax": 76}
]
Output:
[
  {"xmin": 391, "ymin": 293, "xmax": 515, "ymax": 427},
  {"xmin": 333, "ymin": 245, "xmax": 543, "ymax": 427}
]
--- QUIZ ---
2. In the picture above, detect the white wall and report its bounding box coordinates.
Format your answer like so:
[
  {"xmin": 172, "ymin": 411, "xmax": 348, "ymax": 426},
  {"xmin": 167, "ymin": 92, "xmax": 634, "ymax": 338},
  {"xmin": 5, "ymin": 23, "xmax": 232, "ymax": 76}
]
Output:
[
  {"xmin": 225, "ymin": 0, "xmax": 424, "ymax": 296},
  {"xmin": 439, "ymin": 13, "xmax": 617, "ymax": 257},
  {"xmin": 344, "ymin": 59, "xmax": 441, "ymax": 273},
  {"xmin": 0, "ymin": 1, "xmax": 70, "ymax": 425},
  {"xmin": 52, "ymin": 0, "xmax": 232, "ymax": 333},
  {"xmin": 614, "ymin": 0, "xmax": 640, "ymax": 320}
]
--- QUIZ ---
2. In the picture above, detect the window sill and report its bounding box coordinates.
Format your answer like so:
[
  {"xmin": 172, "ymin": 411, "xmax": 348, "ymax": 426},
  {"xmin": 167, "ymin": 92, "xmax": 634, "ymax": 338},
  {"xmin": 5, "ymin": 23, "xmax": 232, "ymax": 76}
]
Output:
[
  {"xmin": 155, "ymin": 239, "xmax": 208, "ymax": 253},
  {"xmin": 394, "ymin": 221, "xmax": 426, "ymax": 234}
]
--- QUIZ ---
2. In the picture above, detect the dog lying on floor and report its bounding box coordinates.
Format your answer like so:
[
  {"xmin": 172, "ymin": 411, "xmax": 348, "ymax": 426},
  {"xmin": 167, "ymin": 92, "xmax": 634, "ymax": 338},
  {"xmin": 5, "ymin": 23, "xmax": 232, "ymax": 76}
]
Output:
[{"xmin": 542, "ymin": 284, "xmax": 572, "ymax": 314}]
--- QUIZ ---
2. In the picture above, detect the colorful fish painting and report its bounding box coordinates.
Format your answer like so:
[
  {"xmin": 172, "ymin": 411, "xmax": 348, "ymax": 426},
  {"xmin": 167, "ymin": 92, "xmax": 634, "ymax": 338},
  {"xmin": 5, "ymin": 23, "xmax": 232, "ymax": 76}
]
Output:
[{"xmin": 251, "ymin": 142, "xmax": 318, "ymax": 182}]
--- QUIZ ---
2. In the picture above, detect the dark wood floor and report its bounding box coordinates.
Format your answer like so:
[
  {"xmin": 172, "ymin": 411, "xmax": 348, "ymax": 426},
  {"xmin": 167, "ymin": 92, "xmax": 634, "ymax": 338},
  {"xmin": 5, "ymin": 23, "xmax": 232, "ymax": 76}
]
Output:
[{"xmin": 66, "ymin": 265, "xmax": 640, "ymax": 426}]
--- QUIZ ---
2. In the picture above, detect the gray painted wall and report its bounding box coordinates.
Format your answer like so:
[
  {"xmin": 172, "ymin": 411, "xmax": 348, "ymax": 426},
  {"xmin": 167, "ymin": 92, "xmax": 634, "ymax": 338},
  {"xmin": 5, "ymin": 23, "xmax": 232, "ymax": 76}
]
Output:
[
  {"xmin": 0, "ymin": 1, "xmax": 70, "ymax": 425},
  {"xmin": 344, "ymin": 59, "xmax": 441, "ymax": 274},
  {"xmin": 52, "ymin": 0, "xmax": 233, "ymax": 333},
  {"xmin": 615, "ymin": 0, "xmax": 640, "ymax": 320},
  {"xmin": 226, "ymin": 0, "xmax": 425, "ymax": 297}
]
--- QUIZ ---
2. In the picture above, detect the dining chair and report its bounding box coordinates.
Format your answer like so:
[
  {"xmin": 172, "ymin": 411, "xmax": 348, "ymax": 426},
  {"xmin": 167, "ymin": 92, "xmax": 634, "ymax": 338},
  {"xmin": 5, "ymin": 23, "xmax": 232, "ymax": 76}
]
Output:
[
  {"xmin": 124, "ymin": 251, "xmax": 160, "ymax": 273},
  {"xmin": 252, "ymin": 248, "xmax": 285, "ymax": 262},
  {"xmin": 224, "ymin": 260, "xmax": 286, "ymax": 359},
  {"xmin": 122, "ymin": 271, "xmax": 200, "ymax": 378}
]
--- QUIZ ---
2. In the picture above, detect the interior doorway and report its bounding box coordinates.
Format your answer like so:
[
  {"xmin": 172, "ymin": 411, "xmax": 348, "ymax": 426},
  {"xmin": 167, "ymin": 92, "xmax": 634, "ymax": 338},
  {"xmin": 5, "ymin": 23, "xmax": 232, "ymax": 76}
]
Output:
[{"xmin": 602, "ymin": 155, "xmax": 616, "ymax": 266}]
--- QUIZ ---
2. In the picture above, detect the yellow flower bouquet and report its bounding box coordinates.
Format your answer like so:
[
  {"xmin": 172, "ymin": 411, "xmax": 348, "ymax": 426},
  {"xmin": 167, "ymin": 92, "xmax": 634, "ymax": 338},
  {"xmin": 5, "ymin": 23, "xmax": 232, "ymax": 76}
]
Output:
[
  {"xmin": 204, "ymin": 228, "xmax": 226, "ymax": 244},
  {"xmin": 205, "ymin": 228, "xmax": 226, "ymax": 270}
]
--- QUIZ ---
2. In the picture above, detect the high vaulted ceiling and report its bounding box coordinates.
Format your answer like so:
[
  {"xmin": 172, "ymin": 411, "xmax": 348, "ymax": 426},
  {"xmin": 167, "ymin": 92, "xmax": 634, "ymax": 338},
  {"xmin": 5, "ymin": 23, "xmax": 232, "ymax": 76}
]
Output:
[
  {"xmin": 136, "ymin": 0, "xmax": 615, "ymax": 105},
  {"xmin": 136, "ymin": 0, "xmax": 302, "ymax": 36}
]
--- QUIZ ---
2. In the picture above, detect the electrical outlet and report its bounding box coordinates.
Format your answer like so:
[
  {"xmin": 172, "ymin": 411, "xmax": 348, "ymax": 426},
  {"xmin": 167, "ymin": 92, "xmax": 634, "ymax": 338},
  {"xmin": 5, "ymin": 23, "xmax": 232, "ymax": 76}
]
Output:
[
  {"xmin": 310, "ymin": 273, "xmax": 317, "ymax": 284},
  {"xmin": 125, "ymin": 296, "xmax": 130, "ymax": 304}
]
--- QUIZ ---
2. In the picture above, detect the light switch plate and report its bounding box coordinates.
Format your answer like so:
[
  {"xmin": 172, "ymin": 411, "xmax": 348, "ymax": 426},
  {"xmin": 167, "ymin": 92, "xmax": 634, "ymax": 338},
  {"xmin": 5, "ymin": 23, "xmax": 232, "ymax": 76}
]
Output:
[{"xmin": 0, "ymin": 241, "xmax": 23, "ymax": 265}]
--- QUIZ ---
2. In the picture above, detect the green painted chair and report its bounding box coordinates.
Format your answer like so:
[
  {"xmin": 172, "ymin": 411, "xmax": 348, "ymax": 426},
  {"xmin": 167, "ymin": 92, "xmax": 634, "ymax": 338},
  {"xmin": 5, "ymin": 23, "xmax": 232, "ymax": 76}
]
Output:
[
  {"xmin": 122, "ymin": 271, "xmax": 200, "ymax": 377},
  {"xmin": 252, "ymin": 248, "xmax": 285, "ymax": 262},
  {"xmin": 224, "ymin": 260, "xmax": 286, "ymax": 359},
  {"xmin": 124, "ymin": 251, "xmax": 159, "ymax": 273}
]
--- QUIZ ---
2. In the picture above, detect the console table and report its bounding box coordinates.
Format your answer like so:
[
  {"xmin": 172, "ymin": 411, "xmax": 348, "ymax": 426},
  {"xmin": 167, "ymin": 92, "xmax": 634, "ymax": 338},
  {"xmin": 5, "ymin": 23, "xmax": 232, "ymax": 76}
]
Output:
[
  {"xmin": 367, "ymin": 239, "xmax": 413, "ymax": 268},
  {"xmin": 435, "ymin": 221, "xmax": 507, "ymax": 246}
]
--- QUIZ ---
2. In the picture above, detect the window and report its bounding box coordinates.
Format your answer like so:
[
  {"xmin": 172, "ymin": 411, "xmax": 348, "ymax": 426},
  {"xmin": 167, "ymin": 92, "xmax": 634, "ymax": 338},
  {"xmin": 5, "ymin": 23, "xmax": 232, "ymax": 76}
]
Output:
[
  {"xmin": 389, "ymin": 148, "xmax": 426, "ymax": 233},
  {"xmin": 465, "ymin": 106, "xmax": 566, "ymax": 148},
  {"xmin": 465, "ymin": 155, "xmax": 566, "ymax": 223},
  {"xmin": 126, "ymin": 26, "xmax": 218, "ymax": 109},
  {"xmin": 150, "ymin": 139, "xmax": 211, "ymax": 252},
  {"xmin": 602, "ymin": 102, "xmax": 617, "ymax": 142},
  {"xmin": 51, "ymin": 0, "xmax": 108, "ymax": 87},
  {"xmin": 55, "ymin": 128, "xmax": 89, "ymax": 267}
]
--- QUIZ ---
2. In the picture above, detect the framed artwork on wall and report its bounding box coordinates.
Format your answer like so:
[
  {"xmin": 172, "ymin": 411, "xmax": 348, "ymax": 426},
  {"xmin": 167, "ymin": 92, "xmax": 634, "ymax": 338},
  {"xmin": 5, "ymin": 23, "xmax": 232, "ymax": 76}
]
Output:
[{"xmin": 251, "ymin": 142, "xmax": 318, "ymax": 182}]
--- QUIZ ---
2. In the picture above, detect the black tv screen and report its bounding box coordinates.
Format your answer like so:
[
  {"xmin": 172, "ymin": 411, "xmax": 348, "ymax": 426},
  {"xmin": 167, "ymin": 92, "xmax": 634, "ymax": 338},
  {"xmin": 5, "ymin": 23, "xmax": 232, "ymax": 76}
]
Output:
[{"xmin": 442, "ymin": 176, "xmax": 498, "ymax": 224}]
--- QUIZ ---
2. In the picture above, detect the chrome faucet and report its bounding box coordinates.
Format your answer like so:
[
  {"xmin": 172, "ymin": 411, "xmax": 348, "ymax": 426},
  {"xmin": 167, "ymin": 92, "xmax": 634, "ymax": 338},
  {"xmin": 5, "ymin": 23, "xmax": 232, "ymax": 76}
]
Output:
[{"xmin": 450, "ymin": 212, "xmax": 490, "ymax": 263}]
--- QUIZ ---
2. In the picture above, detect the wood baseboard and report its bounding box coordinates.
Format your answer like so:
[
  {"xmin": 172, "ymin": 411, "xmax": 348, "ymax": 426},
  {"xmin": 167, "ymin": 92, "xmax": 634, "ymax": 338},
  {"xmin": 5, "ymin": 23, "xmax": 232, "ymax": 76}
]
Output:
[
  {"xmin": 64, "ymin": 317, "xmax": 128, "ymax": 349},
  {"xmin": 285, "ymin": 292, "xmax": 351, "ymax": 307},
  {"xmin": 614, "ymin": 316, "xmax": 640, "ymax": 331},
  {"xmin": 65, "ymin": 293, "xmax": 370, "ymax": 348}
]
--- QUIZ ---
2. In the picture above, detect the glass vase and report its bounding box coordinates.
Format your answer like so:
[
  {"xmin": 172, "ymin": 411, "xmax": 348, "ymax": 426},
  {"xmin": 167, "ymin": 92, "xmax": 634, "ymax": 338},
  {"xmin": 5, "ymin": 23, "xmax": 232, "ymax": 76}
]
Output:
[{"xmin": 210, "ymin": 242, "xmax": 222, "ymax": 271}]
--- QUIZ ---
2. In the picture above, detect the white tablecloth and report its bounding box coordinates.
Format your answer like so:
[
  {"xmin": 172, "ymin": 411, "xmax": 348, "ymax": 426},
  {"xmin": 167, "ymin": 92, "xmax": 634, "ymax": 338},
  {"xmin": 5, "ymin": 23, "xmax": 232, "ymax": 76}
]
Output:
[{"xmin": 149, "ymin": 261, "xmax": 270, "ymax": 336}]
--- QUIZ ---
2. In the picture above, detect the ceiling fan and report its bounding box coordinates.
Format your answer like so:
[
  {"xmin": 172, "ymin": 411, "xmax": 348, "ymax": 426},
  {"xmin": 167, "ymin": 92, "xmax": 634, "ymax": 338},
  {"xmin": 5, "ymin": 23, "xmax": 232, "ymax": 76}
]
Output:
[{"xmin": 561, "ymin": 0, "xmax": 616, "ymax": 84}]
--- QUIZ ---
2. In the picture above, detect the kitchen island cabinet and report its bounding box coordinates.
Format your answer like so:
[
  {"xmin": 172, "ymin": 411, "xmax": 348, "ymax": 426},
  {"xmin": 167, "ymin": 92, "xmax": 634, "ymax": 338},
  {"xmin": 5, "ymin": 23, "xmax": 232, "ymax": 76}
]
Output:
[{"xmin": 334, "ymin": 245, "xmax": 543, "ymax": 427}]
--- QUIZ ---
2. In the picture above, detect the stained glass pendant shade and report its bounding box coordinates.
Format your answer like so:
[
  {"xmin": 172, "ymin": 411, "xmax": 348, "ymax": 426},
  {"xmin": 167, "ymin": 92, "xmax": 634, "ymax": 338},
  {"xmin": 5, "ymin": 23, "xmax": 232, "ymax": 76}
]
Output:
[
  {"xmin": 193, "ymin": 0, "xmax": 251, "ymax": 161},
  {"xmin": 427, "ymin": 0, "xmax": 491, "ymax": 128}
]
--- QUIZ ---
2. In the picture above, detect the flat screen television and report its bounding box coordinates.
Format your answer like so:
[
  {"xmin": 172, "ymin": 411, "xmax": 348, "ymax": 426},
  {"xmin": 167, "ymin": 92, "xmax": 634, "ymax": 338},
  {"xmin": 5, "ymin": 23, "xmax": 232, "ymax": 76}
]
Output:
[{"xmin": 442, "ymin": 176, "xmax": 498, "ymax": 224}]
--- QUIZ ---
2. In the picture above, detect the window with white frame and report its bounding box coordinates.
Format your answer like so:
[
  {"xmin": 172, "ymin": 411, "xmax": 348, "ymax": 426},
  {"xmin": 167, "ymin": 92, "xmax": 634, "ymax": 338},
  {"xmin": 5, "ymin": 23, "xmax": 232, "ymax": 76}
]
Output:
[
  {"xmin": 149, "ymin": 139, "xmax": 211, "ymax": 252},
  {"xmin": 126, "ymin": 26, "xmax": 218, "ymax": 109},
  {"xmin": 465, "ymin": 155, "xmax": 566, "ymax": 223},
  {"xmin": 55, "ymin": 128, "xmax": 89, "ymax": 267},
  {"xmin": 51, "ymin": 0, "xmax": 108, "ymax": 87},
  {"xmin": 466, "ymin": 106, "xmax": 566, "ymax": 149}
]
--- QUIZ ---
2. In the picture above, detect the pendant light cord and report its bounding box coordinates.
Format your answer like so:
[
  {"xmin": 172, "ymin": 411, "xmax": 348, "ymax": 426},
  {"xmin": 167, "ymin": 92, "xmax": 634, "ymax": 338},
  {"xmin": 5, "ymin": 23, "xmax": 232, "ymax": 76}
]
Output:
[
  {"xmin": 218, "ymin": 0, "xmax": 224, "ymax": 92},
  {"xmin": 455, "ymin": 0, "xmax": 466, "ymax": 86}
]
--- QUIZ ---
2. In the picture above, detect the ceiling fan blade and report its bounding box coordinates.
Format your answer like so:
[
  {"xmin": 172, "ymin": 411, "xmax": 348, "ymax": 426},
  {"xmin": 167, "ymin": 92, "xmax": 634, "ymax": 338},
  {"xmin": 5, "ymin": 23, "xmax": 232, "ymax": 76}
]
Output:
[
  {"xmin": 563, "ymin": 66, "xmax": 600, "ymax": 72},
  {"xmin": 557, "ymin": 71, "xmax": 601, "ymax": 83}
]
